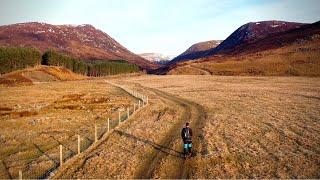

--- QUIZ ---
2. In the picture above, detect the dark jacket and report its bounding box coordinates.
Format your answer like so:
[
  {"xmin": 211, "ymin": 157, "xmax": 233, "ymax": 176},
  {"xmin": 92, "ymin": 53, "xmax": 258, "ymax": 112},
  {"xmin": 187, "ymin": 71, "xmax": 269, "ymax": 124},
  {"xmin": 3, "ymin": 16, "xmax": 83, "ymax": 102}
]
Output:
[{"xmin": 181, "ymin": 127, "xmax": 193, "ymax": 143}]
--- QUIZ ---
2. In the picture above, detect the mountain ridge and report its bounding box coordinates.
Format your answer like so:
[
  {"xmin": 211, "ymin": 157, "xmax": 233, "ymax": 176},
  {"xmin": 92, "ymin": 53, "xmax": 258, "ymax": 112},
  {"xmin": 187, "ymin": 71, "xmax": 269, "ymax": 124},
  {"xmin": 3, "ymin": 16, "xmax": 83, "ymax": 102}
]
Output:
[
  {"xmin": 154, "ymin": 20, "xmax": 319, "ymax": 75},
  {"xmin": 0, "ymin": 22, "xmax": 158, "ymax": 70},
  {"xmin": 168, "ymin": 20, "xmax": 306, "ymax": 66},
  {"xmin": 169, "ymin": 40, "xmax": 222, "ymax": 64}
]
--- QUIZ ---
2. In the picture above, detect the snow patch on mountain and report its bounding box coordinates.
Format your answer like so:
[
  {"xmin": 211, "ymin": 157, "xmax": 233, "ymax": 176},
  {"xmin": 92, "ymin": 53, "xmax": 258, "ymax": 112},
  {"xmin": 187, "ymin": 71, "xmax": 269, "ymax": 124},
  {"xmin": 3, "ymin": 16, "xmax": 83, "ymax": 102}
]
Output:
[
  {"xmin": 271, "ymin": 24, "xmax": 280, "ymax": 28},
  {"xmin": 139, "ymin": 53, "xmax": 174, "ymax": 62}
]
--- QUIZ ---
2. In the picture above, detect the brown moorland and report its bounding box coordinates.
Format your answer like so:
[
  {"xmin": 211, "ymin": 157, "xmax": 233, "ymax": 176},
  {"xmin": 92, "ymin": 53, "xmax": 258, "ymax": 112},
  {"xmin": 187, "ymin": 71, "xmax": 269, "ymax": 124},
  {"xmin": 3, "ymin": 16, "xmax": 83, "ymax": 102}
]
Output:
[
  {"xmin": 0, "ymin": 79, "xmax": 139, "ymax": 179},
  {"xmin": 49, "ymin": 75, "xmax": 320, "ymax": 179}
]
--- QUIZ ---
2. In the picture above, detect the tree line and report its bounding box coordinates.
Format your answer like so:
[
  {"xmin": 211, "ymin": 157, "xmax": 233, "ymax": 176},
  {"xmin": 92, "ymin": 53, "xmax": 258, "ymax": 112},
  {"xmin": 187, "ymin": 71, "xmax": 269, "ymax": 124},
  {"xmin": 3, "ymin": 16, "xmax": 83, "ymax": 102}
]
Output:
[
  {"xmin": 0, "ymin": 47, "xmax": 140, "ymax": 75},
  {"xmin": 0, "ymin": 47, "xmax": 41, "ymax": 74}
]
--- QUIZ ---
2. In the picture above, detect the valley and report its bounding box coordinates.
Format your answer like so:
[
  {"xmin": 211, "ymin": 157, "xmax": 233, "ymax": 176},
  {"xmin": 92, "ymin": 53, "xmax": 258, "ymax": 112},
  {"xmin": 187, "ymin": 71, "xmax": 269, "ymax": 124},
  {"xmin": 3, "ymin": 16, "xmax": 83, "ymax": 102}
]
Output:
[{"xmin": 0, "ymin": 3, "xmax": 319, "ymax": 178}]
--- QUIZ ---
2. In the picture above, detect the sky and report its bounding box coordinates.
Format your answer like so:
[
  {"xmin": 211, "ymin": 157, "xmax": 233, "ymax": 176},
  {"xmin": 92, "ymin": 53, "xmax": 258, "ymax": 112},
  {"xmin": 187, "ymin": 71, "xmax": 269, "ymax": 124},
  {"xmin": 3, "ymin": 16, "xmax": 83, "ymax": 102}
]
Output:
[{"xmin": 0, "ymin": 0, "xmax": 319, "ymax": 55}]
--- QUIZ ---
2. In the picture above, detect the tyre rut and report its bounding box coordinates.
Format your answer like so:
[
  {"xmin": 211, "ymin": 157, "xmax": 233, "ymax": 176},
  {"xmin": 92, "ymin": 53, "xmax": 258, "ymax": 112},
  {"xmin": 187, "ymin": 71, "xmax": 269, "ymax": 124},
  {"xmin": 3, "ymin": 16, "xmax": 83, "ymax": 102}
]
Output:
[{"xmin": 135, "ymin": 86, "xmax": 207, "ymax": 179}]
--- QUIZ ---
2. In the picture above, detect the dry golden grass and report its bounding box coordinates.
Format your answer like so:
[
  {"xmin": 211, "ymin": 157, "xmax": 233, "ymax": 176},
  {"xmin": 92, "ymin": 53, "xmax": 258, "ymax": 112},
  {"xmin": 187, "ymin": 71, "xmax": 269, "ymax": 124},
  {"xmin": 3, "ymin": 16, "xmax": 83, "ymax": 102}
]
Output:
[
  {"xmin": 0, "ymin": 79, "xmax": 138, "ymax": 179},
  {"xmin": 1, "ymin": 74, "xmax": 319, "ymax": 179},
  {"xmin": 51, "ymin": 75, "xmax": 320, "ymax": 179},
  {"xmin": 127, "ymin": 75, "xmax": 320, "ymax": 178},
  {"xmin": 53, "ymin": 80, "xmax": 187, "ymax": 179}
]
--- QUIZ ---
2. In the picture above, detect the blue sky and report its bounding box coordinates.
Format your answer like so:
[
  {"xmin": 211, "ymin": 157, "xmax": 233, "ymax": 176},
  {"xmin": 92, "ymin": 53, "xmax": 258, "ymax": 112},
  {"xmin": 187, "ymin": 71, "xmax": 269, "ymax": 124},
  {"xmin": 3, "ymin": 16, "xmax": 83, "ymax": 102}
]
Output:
[{"xmin": 0, "ymin": 0, "xmax": 319, "ymax": 55}]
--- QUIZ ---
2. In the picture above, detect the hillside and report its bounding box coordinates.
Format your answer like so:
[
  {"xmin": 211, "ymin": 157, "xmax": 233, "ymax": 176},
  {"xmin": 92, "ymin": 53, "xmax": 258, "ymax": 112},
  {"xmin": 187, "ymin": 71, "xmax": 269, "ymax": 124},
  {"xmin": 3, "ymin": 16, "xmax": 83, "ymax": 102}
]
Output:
[
  {"xmin": 158, "ymin": 21, "xmax": 319, "ymax": 76},
  {"xmin": 0, "ymin": 65, "xmax": 86, "ymax": 85},
  {"xmin": 0, "ymin": 22, "xmax": 158, "ymax": 70},
  {"xmin": 170, "ymin": 40, "xmax": 222, "ymax": 64},
  {"xmin": 213, "ymin": 21, "xmax": 320, "ymax": 56},
  {"xmin": 166, "ymin": 21, "xmax": 305, "ymax": 67},
  {"xmin": 207, "ymin": 20, "xmax": 305, "ymax": 56}
]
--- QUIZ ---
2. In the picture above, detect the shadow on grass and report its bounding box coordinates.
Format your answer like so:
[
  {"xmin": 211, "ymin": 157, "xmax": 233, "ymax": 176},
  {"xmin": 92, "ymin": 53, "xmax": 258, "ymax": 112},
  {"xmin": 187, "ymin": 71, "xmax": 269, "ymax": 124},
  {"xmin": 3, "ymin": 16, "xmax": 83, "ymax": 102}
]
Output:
[{"xmin": 114, "ymin": 130, "xmax": 184, "ymax": 158}]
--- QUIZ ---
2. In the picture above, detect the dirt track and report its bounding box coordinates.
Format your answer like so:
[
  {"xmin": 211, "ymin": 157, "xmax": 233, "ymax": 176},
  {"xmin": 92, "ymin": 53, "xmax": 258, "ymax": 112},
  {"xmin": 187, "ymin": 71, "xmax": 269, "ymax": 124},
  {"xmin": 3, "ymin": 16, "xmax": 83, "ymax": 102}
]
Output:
[
  {"xmin": 136, "ymin": 87, "xmax": 207, "ymax": 178},
  {"xmin": 53, "ymin": 81, "xmax": 207, "ymax": 179}
]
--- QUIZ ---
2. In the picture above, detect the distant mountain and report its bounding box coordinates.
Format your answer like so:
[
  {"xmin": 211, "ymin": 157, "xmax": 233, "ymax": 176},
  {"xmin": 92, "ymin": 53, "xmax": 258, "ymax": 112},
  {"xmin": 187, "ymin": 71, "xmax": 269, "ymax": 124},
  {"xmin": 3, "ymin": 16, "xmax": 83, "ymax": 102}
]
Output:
[
  {"xmin": 138, "ymin": 53, "xmax": 174, "ymax": 65},
  {"xmin": 207, "ymin": 20, "xmax": 306, "ymax": 55},
  {"xmin": 170, "ymin": 40, "xmax": 222, "ymax": 64},
  {"xmin": 214, "ymin": 20, "xmax": 320, "ymax": 56},
  {"xmin": 153, "ymin": 20, "xmax": 319, "ymax": 75},
  {"xmin": 0, "ymin": 22, "xmax": 158, "ymax": 70},
  {"xmin": 139, "ymin": 53, "xmax": 173, "ymax": 61},
  {"xmin": 168, "ymin": 21, "xmax": 305, "ymax": 66}
]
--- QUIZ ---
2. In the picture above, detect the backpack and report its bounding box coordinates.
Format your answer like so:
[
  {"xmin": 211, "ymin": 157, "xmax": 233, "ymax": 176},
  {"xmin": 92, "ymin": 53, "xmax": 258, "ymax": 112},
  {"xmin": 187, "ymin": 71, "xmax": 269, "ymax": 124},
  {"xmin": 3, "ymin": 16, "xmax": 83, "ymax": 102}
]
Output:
[{"xmin": 183, "ymin": 128, "xmax": 190, "ymax": 139}]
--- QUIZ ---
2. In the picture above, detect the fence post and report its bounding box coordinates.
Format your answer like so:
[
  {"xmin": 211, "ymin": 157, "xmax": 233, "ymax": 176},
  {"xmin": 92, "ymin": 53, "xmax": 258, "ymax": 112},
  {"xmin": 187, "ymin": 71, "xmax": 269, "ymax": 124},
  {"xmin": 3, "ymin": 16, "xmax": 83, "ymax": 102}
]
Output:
[
  {"xmin": 118, "ymin": 110, "xmax": 121, "ymax": 125},
  {"xmin": 127, "ymin": 108, "xmax": 130, "ymax": 119},
  {"xmin": 95, "ymin": 124, "xmax": 98, "ymax": 142},
  {"xmin": 19, "ymin": 170, "xmax": 22, "ymax": 179},
  {"xmin": 139, "ymin": 100, "xmax": 141, "ymax": 108},
  {"xmin": 107, "ymin": 118, "xmax": 110, "ymax": 132},
  {"xmin": 78, "ymin": 134, "xmax": 81, "ymax": 154},
  {"xmin": 134, "ymin": 103, "xmax": 136, "ymax": 112},
  {"xmin": 59, "ymin": 145, "xmax": 63, "ymax": 166}
]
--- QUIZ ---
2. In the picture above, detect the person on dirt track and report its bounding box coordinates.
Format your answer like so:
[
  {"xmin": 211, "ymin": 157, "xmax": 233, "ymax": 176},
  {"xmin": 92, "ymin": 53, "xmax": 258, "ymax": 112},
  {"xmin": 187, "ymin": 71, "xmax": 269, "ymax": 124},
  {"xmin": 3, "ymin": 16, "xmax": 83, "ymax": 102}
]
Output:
[{"xmin": 181, "ymin": 122, "xmax": 193, "ymax": 156}]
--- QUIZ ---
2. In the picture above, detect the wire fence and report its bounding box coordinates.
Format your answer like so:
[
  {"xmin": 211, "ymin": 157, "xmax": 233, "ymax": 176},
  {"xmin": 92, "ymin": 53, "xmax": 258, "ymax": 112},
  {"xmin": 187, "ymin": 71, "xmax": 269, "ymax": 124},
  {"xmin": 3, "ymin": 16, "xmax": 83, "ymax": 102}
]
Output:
[{"xmin": 0, "ymin": 82, "xmax": 149, "ymax": 179}]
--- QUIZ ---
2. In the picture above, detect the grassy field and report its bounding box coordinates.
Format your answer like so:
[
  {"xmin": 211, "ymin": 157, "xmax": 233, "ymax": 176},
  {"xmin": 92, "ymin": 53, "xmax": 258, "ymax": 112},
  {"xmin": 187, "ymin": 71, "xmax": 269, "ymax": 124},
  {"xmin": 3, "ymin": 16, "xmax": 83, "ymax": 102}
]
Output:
[
  {"xmin": 0, "ymin": 79, "xmax": 138, "ymax": 178},
  {"xmin": 1, "ymin": 75, "xmax": 319, "ymax": 178},
  {"xmin": 126, "ymin": 75, "xmax": 320, "ymax": 178},
  {"xmin": 49, "ymin": 75, "xmax": 320, "ymax": 179}
]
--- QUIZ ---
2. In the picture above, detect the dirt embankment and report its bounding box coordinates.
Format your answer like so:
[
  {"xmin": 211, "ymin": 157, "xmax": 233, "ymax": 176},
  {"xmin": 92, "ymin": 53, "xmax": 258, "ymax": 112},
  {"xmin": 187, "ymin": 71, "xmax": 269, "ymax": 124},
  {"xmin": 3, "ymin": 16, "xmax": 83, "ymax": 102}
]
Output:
[{"xmin": 0, "ymin": 66, "xmax": 86, "ymax": 85}]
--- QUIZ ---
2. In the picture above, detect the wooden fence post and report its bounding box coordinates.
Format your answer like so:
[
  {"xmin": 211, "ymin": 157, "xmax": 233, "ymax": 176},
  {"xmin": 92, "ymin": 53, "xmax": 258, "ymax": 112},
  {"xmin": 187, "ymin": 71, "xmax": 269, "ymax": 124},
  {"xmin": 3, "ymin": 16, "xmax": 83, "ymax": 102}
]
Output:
[
  {"xmin": 95, "ymin": 124, "xmax": 98, "ymax": 142},
  {"xmin": 59, "ymin": 145, "xmax": 63, "ymax": 166},
  {"xmin": 127, "ymin": 108, "xmax": 130, "ymax": 119},
  {"xmin": 118, "ymin": 110, "xmax": 121, "ymax": 125},
  {"xmin": 19, "ymin": 170, "xmax": 22, "ymax": 179},
  {"xmin": 78, "ymin": 134, "xmax": 81, "ymax": 154},
  {"xmin": 107, "ymin": 118, "xmax": 110, "ymax": 132},
  {"xmin": 134, "ymin": 103, "xmax": 136, "ymax": 112}
]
